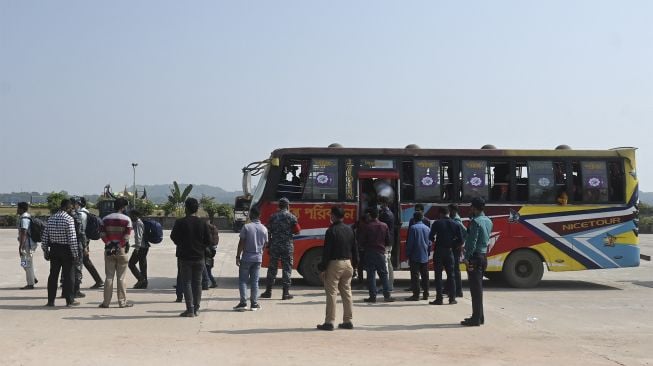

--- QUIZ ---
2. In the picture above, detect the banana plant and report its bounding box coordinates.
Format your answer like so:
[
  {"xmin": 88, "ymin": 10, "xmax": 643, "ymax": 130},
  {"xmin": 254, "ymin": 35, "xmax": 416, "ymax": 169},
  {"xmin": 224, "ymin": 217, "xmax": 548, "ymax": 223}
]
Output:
[{"xmin": 168, "ymin": 181, "xmax": 193, "ymax": 216}]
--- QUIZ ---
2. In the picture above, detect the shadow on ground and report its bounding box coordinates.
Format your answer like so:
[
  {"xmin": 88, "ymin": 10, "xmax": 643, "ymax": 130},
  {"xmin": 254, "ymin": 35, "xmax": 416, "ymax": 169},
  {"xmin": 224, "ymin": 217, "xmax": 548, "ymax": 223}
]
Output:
[{"xmin": 209, "ymin": 323, "xmax": 463, "ymax": 335}]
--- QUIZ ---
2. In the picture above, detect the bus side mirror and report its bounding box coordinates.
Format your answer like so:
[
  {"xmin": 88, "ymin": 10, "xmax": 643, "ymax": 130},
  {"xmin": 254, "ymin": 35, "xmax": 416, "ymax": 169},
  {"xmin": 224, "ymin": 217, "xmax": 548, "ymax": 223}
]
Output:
[{"xmin": 242, "ymin": 171, "xmax": 252, "ymax": 196}]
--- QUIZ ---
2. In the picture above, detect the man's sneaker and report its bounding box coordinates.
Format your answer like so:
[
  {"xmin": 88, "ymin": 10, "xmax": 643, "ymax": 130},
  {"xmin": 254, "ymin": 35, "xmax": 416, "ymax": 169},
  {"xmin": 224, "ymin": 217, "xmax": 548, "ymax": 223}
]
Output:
[
  {"xmin": 316, "ymin": 323, "xmax": 334, "ymax": 331},
  {"xmin": 74, "ymin": 292, "xmax": 86, "ymax": 298},
  {"xmin": 119, "ymin": 302, "xmax": 134, "ymax": 308},
  {"xmin": 460, "ymin": 319, "xmax": 481, "ymax": 326},
  {"xmin": 430, "ymin": 298, "xmax": 444, "ymax": 305},
  {"xmin": 20, "ymin": 285, "xmax": 34, "ymax": 290},
  {"xmin": 90, "ymin": 282, "xmax": 104, "ymax": 289},
  {"xmin": 464, "ymin": 317, "xmax": 485, "ymax": 325},
  {"xmin": 449, "ymin": 299, "xmax": 458, "ymax": 305},
  {"xmin": 179, "ymin": 310, "xmax": 195, "ymax": 317},
  {"xmin": 233, "ymin": 302, "xmax": 248, "ymax": 312},
  {"xmin": 98, "ymin": 303, "xmax": 109, "ymax": 308},
  {"xmin": 363, "ymin": 297, "xmax": 377, "ymax": 303},
  {"xmin": 66, "ymin": 301, "xmax": 80, "ymax": 307},
  {"xmin": 383, "ymin": 296, "xmax": 396, "ymax": 303},
  {"xmin": 338, "ymin": 322, "xmax": 354, "ymax": 330},
  {"xmin": 250, "ymin": 303, "xmax": 261, "ymax": 311}
]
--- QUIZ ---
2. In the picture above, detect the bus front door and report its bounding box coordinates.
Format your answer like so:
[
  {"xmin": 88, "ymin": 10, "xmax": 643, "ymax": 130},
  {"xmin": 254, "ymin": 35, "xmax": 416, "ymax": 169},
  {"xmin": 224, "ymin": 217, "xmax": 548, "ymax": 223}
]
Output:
[{"xmin": 357, "ymin": 171, "xmax": 401, "ymax": 271}]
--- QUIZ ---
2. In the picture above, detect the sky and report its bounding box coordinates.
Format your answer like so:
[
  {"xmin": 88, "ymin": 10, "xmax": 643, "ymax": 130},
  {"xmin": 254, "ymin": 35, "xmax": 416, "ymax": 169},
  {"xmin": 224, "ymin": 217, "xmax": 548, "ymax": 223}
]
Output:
[{"xmin": 1, "ymin": 1, "xmax": 652, "ymax": 194}]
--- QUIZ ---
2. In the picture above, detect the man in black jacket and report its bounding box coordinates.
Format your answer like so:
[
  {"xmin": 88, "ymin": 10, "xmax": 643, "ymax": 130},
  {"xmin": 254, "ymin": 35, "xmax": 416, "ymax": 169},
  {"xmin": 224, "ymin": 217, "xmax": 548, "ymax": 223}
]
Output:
[
  {"xmin": 317, "ymin": 206, "xmax": 359, "ymax": 331},
  {"xmin": 170, "ymin": 198, "xmax": 212, "ymax": 317}
]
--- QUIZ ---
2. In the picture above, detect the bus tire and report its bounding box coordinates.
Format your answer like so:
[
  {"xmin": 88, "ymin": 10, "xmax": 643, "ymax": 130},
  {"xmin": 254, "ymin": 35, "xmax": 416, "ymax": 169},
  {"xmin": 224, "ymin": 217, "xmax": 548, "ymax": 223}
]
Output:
[
  {"xmin": 299, "ymin": 248, "xmax": 323, "ymax": 286},
  {"xmin": 502, "ymin": 249, "xmax": 544, "ymax": 288}
]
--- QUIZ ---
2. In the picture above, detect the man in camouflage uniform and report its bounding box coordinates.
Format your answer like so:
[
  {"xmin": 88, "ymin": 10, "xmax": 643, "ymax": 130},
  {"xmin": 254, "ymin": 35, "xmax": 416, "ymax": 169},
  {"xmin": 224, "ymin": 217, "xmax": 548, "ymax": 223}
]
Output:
[{"xmin": 260, "ymin": 197, "xmax": 300, "ymax": 300}]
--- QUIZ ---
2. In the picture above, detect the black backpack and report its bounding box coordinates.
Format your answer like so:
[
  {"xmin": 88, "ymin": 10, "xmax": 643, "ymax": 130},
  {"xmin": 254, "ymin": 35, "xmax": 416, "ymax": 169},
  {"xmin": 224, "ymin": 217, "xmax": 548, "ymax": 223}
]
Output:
[
  {"xmin": 143, "ymin": 219, "xmax": 163, "ymax": 244},
  {"xmin": 27, "ymin": 217, "xmax": 46, "ymax": 243},
  {"xmin": 85, "ymin": 212, "xmax": 102, "ymax": 241}
]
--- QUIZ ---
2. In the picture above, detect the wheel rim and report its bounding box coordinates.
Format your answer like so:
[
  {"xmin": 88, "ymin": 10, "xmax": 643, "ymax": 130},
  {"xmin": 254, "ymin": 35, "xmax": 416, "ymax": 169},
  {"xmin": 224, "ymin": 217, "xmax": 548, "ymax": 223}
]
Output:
[{"xmin": 515, "ymin": 260, "xmax": 533, "ymax": 278}]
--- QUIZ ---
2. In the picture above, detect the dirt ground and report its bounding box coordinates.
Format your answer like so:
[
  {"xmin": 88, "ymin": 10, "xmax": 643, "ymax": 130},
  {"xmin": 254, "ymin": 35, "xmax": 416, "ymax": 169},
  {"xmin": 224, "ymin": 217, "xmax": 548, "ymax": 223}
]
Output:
[{"xmin": 1, "ymin": 229, "xmax": 651, "ymax": 366}]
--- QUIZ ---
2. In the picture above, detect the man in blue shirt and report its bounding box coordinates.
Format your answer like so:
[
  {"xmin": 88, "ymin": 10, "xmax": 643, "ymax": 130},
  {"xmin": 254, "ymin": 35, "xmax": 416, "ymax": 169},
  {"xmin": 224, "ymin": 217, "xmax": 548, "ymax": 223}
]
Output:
[
  {"xmin": 235, "ymin": 207, "xmax": 268, "ymax": 311},
  {"xmin": 405, "ymin": 211, "xmax": 431, "ymax": 301},
  {"xmin": 429, "ymin": 206, "xmax": 464, "ymax": 305},
  {"xmin": 461, "ymin": 197, "xmax": 493, "ymax": 326}
]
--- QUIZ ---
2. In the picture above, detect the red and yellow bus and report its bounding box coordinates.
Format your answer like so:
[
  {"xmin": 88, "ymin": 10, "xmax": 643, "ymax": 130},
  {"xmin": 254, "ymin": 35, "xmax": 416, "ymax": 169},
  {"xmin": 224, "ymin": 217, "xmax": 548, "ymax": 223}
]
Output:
[{"xmin": 242, "ymin": 145, "xmax": 640, "ymax": 287}]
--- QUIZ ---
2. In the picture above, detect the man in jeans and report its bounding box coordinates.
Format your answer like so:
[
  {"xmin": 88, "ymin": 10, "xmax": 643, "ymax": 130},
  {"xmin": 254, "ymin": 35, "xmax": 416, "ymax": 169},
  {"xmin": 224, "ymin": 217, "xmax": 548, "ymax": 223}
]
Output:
[
  {"xmin": 358, "ymin": 207, "xmax": 395, "ymax": 303},
  {"xmin": 99, "ymin": 197, "xmax": 133, "ymax": 308},
  {"xmin": 234, "ymin": 207, "xmax": 267, "ymax": 311},
  {"xmin": 405, "ymin": 211, "xmax": 431, "ymax": 301},
  {"xmin": 429, "ymin": 206, "xmax": 464, "ymax": 305},
  {"xmin": 42, "ymin": 199, "xmax": 79, "ymax": 307},
  {"xmin": 171, "ymin": 198, "xmax": 212, "ymax": 317},
  {"xmin": 16, "ymin": 202, "xmax": 37, "ymax": 290},
  {"xmin": 128, "ymin": 210, "xmax": 149, "ymax": 289},
  {"xmin": 378, "ymin": 197, "xmax": 396, "ymax": 291},
  {"xmin": 316, "ymin": 206, "xmax": 358, "ymax": 331},
  {"xmin": 75, "ymin": 198, "xmax": 103, "ymax": 289}
]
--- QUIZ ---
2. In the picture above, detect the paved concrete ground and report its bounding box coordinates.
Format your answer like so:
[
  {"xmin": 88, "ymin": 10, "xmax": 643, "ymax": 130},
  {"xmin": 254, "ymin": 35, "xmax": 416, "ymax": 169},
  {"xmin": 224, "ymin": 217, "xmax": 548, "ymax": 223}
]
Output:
[{"xmin": 1, "ymin": 230, "xmax": 652, "ymax": 366}]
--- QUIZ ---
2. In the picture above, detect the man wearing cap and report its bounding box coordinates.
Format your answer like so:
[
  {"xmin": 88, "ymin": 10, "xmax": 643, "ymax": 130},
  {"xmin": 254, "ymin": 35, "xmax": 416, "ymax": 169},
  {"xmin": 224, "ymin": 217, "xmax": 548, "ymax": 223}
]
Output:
[
  {"xmin": 260, "ymin": 197, "xmax": 301, "ymax": 300},
  {"xmin": 461, "ymin": 197, "xmax": 493, "ymax": 326}
]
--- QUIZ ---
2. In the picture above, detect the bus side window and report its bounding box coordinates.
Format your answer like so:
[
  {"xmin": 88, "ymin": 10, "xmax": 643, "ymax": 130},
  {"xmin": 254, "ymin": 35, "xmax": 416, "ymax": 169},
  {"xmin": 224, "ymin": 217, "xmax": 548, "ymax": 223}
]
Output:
[
  {"xmin": 401, "ymin": 160, "xmax": 415, "ymax": 202},
  {"xmin": 490, "ymin": 162, "xmax": 510, "ymax": 201},
  {"xmin": 277, "ymin": 159, "xmax": 309, "ymax": 200},
  {"xmin": 462, "ymin": 160, "xmax": 489, "ymax": 201},
  {"xmin": 441, "ymin": 160, "xmax": 453, "ymax": 201},
  {"xmin": 571, "ymin": 162, "xmax": 583, "ymax": 202},
  {"xmin": 581, "ymin": 161, "xmax": 609, "ymax": 202},
  {"xmin": 528, "ymin": 161, "xmax": 555, "ymax": 203},
  {"xmin": 414, "ymin": 159, "xmax": 441, "ymax": 202},
  {"xmin": 608, "ymin": 161, "xmax": 625, "ymax": 202},
  {"xmin": 553, "ymin": 161, "xmax": 567, "ymax": 202},
  {"xmin": 515, "ymin": 161, "xmax": 528, "ymax": 201},
  {"xmin": 302, "ymin": 158, "xmax": 340, "ymax": 200}
]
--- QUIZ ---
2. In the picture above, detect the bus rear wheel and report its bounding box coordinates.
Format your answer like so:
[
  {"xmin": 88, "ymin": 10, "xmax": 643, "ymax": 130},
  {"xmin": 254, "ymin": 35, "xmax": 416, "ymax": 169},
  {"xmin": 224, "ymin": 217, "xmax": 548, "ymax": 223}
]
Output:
[
  {"xmin": 502, "ymin": 249, "xmax": 544, "ymax": 288},
  {"xmin": 300, "ymin": 249, "xmax": 323, "ymax": 286}
]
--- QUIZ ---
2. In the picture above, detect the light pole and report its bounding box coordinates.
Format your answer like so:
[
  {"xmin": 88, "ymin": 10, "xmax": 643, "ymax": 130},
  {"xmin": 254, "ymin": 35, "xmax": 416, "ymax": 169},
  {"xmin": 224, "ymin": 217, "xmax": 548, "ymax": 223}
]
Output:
[{"xmin": 131, "ymin": 163, "xmax": 138, "ymax": 208}]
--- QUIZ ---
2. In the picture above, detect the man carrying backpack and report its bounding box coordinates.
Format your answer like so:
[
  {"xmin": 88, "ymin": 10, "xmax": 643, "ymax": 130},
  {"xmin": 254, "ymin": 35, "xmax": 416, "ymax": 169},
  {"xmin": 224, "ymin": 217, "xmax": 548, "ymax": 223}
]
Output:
[
  {"xmin": 128, "ymin": 210, "xmax": 149, "ymax": 289},
  {"xmin": 75, "ymin": 197, "xmax": 104, "ymax": 289},
  {"xmin": 203, "ymin": 222, "xmax": 219, "ymax": 289},
  {"xmin": 16, "ymin": 202, "xmax": 38, "ymax": 290}
]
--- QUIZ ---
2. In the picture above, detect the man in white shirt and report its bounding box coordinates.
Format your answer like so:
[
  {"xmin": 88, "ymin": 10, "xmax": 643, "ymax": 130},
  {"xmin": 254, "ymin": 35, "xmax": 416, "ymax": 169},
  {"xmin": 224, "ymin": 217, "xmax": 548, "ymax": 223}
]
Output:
[{"xmin": 17, "ymin": 202, "xmax": 37, "ymax": 290}]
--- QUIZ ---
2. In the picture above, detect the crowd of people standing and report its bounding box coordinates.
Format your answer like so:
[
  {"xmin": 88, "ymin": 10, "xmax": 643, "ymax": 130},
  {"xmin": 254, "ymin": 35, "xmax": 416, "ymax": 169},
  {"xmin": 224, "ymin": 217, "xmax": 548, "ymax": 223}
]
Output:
[{"xmin": 14, "ymin": 195, "xmax": 493, "ymax": 328}]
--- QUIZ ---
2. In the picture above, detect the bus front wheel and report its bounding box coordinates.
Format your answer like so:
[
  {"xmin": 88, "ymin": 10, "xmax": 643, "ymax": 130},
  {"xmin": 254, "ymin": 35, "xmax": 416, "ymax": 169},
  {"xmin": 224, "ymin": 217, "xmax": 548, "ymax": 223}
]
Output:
[
  {"xmin": 300, "ymin": 249, "xmax": 323, "ymax": 286},
  {"xmin": 502, "ymin": 249, "xmax": 544, "ymax": 288}
]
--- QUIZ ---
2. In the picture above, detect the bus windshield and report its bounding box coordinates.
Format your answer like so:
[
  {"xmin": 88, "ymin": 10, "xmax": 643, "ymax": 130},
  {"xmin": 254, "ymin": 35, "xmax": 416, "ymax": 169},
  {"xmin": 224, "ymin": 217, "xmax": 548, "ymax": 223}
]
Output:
[{"xmin": 251, "ymin": 165, "xmax": 269, "ymax": 208}]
